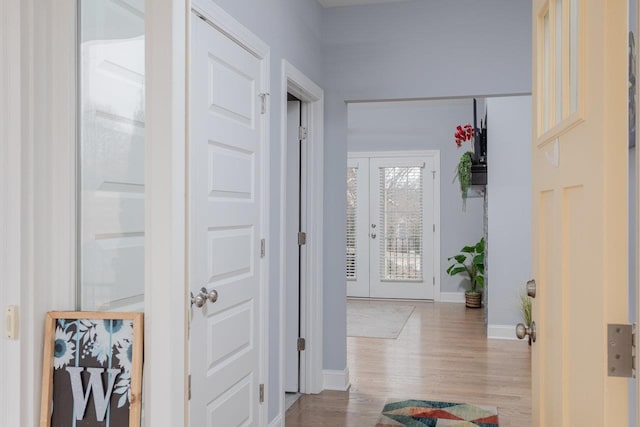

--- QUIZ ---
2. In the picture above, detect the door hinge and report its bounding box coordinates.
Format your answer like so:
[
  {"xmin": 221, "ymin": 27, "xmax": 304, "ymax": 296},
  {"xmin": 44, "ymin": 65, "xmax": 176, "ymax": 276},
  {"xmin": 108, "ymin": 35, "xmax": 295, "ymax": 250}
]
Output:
[
  {"xmin": 261, "ymin": 238, "xmax": 266, "ymax": 258},
  {"xmin": 259, "ymin": 384, "xmax": 265, "ymax": 403},
  {"xmin": 188, "ymin": 374, "xmax": 191, "ymax": 400},
  {"xmin": 433, "ymin": 277, "xmax": 435, "ymax": 286},
  {"xmin": 433, "ymin": 224, "xmax": 435, "ymax": 233},
  {"xmin": 297, "ymin": 337, "xmax": 306, "ymax": 352},
  {"xmin": 298, "ymin": 231, "xmax": 307, "ymax": 246},
  {"xmin": 259, "ymin": 93, "xmax": 269, "ymax": 114},
  {"xmin": 607, "ymin": 323, "xmax": 636, "ymax": 378},
  {"xmin": 299, "ymin": 126, "xmax": 308, "ymax": 140}
]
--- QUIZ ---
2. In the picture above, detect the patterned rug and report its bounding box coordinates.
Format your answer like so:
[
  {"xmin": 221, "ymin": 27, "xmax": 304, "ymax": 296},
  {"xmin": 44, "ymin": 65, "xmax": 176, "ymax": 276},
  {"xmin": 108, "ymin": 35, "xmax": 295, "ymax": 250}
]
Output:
[{"xmin": 375, "ymin": 398, "xmax": 499, "ymax": 426}]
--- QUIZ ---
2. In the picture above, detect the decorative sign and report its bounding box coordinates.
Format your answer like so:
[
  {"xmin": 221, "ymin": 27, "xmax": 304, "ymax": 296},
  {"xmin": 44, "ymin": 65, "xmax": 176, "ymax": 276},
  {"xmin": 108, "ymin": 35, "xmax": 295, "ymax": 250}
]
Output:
[{"xmin": 40, "ymin": 312, "xmax": 143, "ymax": 427}]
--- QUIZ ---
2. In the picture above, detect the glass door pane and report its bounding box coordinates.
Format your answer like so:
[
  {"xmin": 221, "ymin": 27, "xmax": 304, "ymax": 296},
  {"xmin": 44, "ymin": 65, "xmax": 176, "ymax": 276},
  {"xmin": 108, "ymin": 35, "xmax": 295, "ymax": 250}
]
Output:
[
  {"xmin": 79, "ymin": 0, "xmax": 145, "ymax": 311},
  {"xmin": 378, "ymin": 166, "xmax": 424, "ymax": 281}
]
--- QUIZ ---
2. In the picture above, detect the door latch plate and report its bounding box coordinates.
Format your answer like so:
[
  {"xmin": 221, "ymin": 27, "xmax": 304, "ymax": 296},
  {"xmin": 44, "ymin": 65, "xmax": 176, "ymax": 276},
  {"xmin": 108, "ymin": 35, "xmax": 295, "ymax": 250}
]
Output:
[{"xmin": 607, "ymin": 323, "xmax": 635, "ymax": 378}]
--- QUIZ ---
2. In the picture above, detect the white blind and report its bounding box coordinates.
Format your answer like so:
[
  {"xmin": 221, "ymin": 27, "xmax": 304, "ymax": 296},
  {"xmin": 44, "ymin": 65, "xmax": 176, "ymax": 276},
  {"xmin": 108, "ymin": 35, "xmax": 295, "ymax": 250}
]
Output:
[
  {"xmin": 379, "ymin": 166, "xmax": 423, "ymax": 281},
  {"xmin": 346, "ymin": 166, "xmax": 358, "ymax": 280}
]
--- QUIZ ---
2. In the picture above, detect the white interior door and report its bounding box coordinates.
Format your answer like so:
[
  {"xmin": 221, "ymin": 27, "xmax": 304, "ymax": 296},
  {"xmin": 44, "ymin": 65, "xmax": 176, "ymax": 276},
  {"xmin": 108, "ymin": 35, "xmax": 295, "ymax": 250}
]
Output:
[
  {"xmin": 347, "ymin": 154, "xmax": 437, "ymax": 300},
  {"xmin": 189, "ymin": 15, "xmax": 265, "ymax": 427},
  {"xmin": 285, "ymin": 100, "xmax": 301, "ymax": 392}
]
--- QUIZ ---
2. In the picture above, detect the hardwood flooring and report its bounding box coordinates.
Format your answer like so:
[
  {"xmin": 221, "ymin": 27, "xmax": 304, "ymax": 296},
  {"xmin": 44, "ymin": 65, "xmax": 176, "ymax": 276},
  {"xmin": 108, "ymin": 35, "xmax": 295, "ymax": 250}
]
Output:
[{"xmin": 285, "ymin": 300, "xmax": 531, "ymax": 426}]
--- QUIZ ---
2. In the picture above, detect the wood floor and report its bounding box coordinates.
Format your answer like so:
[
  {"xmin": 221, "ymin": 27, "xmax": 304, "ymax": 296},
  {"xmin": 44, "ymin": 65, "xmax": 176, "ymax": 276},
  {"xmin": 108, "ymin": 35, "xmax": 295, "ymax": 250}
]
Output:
[{"xmin": 285, "ymin": 300, "xmax": 531, "ymax": 426}]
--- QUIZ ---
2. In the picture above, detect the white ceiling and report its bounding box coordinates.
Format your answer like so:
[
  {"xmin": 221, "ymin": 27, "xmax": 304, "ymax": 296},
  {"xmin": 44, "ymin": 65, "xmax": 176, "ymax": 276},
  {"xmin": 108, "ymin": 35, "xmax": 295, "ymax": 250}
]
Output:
[{"xmin": 318, "ymin": 0, "xmax": 412, "ymax": 8}]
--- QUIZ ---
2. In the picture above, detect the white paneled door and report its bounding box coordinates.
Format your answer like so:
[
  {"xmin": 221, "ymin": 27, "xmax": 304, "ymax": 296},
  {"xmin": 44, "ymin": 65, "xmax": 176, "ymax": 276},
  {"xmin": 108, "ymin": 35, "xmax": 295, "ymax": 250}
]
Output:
[
  {"xmin": 189, "ymin": 15, "xmax": 265, "ymax": 427},
  {"xmin": 347, "ymin": 154, "xmax": 438, "ymax": 300}
]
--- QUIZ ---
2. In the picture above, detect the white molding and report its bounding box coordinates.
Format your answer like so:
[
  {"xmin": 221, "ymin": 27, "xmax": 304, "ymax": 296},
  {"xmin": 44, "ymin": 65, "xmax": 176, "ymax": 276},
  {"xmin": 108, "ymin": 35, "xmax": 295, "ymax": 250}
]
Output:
[
  {"xmin": 145, "ymin": 1, "xmax": 187, "ymax": 426},
  {"xmin": 0, "ymin": 1, "xmax": 77, "ymax": 425},
  {"xmin": 440, "ymin": 292, "xmax": 466, "ymax": 303},
  {"xmin": 487, "ymin": 324, "xmax": 519, "ymax": 340},
  {"xmin": 322, "ymin": 368, "xmax": 351, "ymax": 391},
  {"xmin": 279, "ymin": 60, "xmax": 325, "ymax": 427},
  {"xmin": 268, "ymin": 414, "xmax": 283, "ymax": 427},
  {"xmin": 0, "ymin": 2, "xmax": 23, "ymax": 426},
  {"xmin": 348, "ymin": 150, "xmax": 441, "ymax": 159}
]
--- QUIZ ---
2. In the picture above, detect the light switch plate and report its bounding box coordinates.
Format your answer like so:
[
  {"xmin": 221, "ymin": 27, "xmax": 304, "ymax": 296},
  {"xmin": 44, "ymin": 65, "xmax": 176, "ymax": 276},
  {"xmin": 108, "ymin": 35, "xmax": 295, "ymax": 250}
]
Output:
[{"xmin": 4, "ymin": 305, "xmax": 18, "ymax": 339}]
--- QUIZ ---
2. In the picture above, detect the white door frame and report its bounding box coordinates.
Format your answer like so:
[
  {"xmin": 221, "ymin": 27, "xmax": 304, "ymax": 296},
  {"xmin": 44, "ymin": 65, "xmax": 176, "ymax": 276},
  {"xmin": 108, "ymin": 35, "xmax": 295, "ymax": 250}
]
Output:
[
  {"xmin": 279, "ymin": 60, "xmax": 324, "ymax": 416},
  {"xmin": 189, "ymin": 2, "xmax": 271, "ymax": 426},
  {"xmin": 347, "ymin": 150, "xmax": 442, "ymax": 301}
]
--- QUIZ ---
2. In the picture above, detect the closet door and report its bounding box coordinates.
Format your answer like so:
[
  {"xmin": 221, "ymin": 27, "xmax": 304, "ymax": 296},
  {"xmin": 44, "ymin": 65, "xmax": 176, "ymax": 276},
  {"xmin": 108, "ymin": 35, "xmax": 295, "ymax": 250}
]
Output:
[
  {"xmin": 368, "ymin": 158, "xmax": 435, "ymax": 300},
  {"xmin": 346, "ymin": 158, "xmax": 370, "ymax": 297}
]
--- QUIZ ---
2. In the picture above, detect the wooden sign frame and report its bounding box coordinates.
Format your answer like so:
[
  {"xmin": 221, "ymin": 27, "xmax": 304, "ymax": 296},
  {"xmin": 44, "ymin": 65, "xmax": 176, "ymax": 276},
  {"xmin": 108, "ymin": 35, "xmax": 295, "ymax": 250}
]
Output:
[{"xmin": 39, "ymin": 311, "xmax": 144, "ymax": 427}]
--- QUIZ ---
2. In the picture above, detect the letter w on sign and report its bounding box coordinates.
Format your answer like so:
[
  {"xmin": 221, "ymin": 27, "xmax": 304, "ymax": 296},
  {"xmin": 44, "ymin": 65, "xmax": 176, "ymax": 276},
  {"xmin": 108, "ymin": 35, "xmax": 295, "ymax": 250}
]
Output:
[{"xmin": 65, "ymin": 367, "xmax": 121, "ymax": 422}]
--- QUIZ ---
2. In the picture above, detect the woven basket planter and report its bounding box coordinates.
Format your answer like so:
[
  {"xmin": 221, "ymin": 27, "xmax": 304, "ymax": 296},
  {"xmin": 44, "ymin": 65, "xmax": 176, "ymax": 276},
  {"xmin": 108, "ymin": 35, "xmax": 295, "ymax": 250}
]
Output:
[{"xmin": 465, "ymin": 291, "xmax": 482, "ymax": 308}]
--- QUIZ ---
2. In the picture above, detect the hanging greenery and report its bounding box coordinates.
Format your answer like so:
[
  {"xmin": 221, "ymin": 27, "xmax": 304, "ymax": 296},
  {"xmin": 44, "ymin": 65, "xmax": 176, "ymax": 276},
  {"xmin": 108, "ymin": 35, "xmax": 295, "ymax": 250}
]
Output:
[{"xmin": 454, "ymin": 151, "xmax": 474, "ymax": 209}]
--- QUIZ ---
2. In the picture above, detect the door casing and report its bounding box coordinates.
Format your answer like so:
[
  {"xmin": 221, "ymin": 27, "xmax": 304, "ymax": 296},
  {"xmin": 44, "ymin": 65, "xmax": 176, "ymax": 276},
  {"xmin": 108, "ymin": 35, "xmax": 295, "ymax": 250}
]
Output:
[{"xmin": 279, "ymin": 60, "xmax": 325, "ymax": 417}]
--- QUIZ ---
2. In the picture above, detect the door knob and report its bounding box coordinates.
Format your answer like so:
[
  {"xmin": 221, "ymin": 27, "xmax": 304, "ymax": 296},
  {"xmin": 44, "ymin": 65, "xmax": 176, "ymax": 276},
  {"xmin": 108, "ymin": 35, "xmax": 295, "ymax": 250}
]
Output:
[
  {"xmin": 526, "ymin": 279, "xmax": 536, "ymax": 298},
  {"xmin": 191, "ymin": 291, "xmax": 206, "ymax": 308},
  {"xmin": 201, "ymin": 287, "xmax": 218, "ymax": 304},
  {"xmin": 516, "ymin": 321, "xmax": 536, "ymax": 343}
]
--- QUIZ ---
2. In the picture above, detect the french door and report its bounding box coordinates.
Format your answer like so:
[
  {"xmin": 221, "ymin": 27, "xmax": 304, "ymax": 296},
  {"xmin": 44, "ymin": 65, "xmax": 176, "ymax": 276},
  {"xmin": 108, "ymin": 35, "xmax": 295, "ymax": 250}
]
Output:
[{"xmin": 347, "ymin": 152, "xmax": 439, "ymax": 300}]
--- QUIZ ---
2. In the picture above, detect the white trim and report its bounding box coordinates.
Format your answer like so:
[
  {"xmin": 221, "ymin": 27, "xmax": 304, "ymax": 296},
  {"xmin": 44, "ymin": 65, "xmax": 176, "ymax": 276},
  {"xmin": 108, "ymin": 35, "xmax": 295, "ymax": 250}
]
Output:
[
  {"xmin": 145, "ymin": 1, "xmax": 187, "ymax": 426},
  {"xmin": 487, "ymin": 324, "xmax": 519, "ymax": 340},
  {"xmin": 189, "ymin": 2, "xmax": 271, "ymax": 427},
  {"xmin": 348, "ymin": 150, "xmax": 440, "ymax": 159},
  {"xmin": 268, "ymin": 414, "xmax": 284, "ymax": 427},
  {"xmin": 279, "ymin": 60, "xmax": 325, "ymax": 426},
  {"xmin": 440, "ymin": 292, "xmax": 466, "ymax": 303},
  {"xmin": 322, "ymin": 368, "xmax": 351, "ymax": 391},
  {"xmin": 1, "ymin": 1, "xmax": 77, "ymax": 425}
]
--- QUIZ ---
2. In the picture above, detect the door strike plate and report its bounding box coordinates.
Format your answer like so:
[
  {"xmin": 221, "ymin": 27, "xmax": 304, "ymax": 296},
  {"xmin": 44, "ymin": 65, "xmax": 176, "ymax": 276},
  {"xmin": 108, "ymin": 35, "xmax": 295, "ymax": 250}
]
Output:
[{"xmin": 607, "ymin": 324, "xmax": 635, "ymax": 378}]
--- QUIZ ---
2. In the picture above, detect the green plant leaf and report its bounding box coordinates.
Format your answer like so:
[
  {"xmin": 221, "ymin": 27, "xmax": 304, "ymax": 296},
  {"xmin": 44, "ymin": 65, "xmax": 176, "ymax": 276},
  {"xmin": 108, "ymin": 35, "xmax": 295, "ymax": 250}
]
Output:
[
  {"xmin": 447, "ymin": 266, "xmax": 467, "ymax": 276},
  {"xmin": 476, "ymin": 276, "xmax": 485, "ymax": 288},
  {"xmin": 473, "ymin": 254, "xmax": 484, "ymax": 265},
  {"xmin": 475, "ymin": 238, "xmax": 485, "ymax": 253},
  {"xmin": 476, "ymin": 264, "xmax": 485, "ymax": 274},
  {"xmin": 461, "ymin": 246, "xmax": 475, "ymax": 253},
  {"xmin": 453, "ymin": 254, "xmax": 467, "ymax": 264}
]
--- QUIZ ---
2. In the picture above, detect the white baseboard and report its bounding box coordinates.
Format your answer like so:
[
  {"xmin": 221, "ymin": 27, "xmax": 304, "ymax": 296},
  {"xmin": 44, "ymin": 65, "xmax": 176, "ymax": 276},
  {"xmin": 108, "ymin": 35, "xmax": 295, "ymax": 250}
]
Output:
[
  {"xmin": 268, "ymin": 414, "xmax": 283, "ymax": 427},
  {"xmin": 487, "ymin": 324, "xmax": 518, "ymax": 340},
  {"xmin": 322, "ymin": 368, "xmax": 350, "ymax": 391},
  {"xmin": 439, "ymin": 292, "xmax": 465, "ymax": 303}
]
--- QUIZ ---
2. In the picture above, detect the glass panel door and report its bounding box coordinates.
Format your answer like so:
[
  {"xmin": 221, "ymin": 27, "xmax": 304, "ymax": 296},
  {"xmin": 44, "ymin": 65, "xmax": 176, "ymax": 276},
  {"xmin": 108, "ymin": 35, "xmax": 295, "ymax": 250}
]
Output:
[
  {"xmin": 346, "ymin": 155, "xmax": 437, "ymax": 300},
  {"xmin": 78, "ymin": 0, "xmax": 145, "ymax": 311}
]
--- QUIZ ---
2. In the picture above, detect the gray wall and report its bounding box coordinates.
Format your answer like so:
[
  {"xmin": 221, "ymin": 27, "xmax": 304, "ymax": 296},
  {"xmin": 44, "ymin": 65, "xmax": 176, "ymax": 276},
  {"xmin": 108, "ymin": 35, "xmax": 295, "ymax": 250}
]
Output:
[
  {"xmin": 348, "ymin": 99, "xmax": 485, "ymax": 294},
  {"xmin": 485, "ymin": 96, "xmax": 532, "ymax": 328},
  {"xmin": 206, "ymin": 0, "xmax": 325, "ymax": 422},
  {"xmin": 321, "ymin": 0, "xmax": 532, "ymax": 371}
]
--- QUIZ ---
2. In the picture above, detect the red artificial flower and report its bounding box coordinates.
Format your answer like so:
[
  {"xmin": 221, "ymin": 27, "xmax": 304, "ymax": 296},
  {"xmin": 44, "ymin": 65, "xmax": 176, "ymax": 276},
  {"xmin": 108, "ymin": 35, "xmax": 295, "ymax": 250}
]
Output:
[{"xmin": 454, "ymin": 124, "xmax": 474, "ymax": 147}]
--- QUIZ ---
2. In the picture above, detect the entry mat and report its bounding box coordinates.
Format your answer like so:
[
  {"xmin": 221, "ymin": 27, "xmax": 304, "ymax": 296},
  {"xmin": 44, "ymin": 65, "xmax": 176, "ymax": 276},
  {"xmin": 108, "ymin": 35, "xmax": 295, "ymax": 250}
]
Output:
[{"xmin": 375, "ymin": 398, "xmax": 499, "ymax": 427}]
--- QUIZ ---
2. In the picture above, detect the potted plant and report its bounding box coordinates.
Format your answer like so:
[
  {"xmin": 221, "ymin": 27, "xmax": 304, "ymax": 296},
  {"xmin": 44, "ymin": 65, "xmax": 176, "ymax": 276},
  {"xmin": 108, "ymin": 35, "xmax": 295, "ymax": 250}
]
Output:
[
  {"xmin": 453, "ymin": 124, "xmax": 475, "ymax": 209},
  {"xmin": 446, "ymin": 237, "xmax": 485, "ymax": 308}
]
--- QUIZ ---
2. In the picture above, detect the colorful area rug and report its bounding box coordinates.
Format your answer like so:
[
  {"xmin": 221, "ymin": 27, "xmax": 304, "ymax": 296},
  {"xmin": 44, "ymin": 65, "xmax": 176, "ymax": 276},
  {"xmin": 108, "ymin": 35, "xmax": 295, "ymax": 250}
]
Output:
[{"xmin": 375, "ymin": 398, "xmax": 499, "ymax": 426}]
